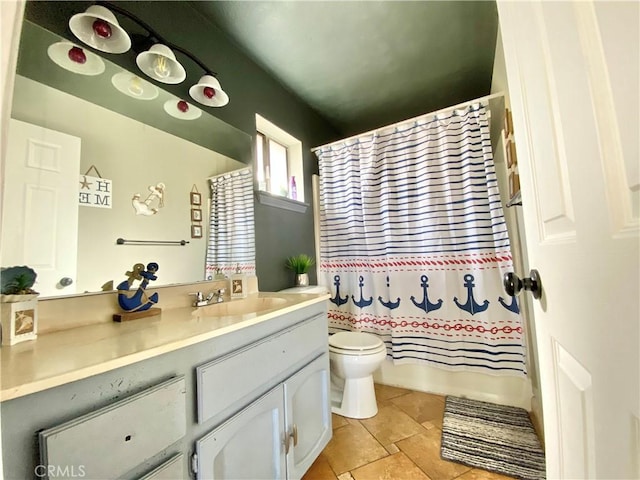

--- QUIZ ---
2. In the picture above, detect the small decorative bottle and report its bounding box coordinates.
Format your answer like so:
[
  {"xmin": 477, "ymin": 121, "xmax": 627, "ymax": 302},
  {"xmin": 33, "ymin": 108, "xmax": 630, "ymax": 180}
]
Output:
[
  {"xmin": 290, "ymin": 176, "xmax": 297, "ymax": 200},
  {"xmin": 230, "ymin": 264, "xmax": 247, "ymax": 298}
]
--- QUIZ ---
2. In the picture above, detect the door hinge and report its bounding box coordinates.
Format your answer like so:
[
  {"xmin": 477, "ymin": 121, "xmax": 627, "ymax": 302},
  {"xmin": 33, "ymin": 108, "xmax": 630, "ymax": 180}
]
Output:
[{"xmin": 191, "ymin": 452, "xmax": 198, "ymax": 475}]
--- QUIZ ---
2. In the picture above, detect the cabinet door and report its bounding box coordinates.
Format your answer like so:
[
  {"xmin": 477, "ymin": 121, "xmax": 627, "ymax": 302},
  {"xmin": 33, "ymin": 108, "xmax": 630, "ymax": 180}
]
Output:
[
  {"xmin": 284, "ymin": 353, "xmax": 332, "ymax": 480},
  {"xmin": 195, "ymin": 385, "xmax": 286, "ymax": 480}
]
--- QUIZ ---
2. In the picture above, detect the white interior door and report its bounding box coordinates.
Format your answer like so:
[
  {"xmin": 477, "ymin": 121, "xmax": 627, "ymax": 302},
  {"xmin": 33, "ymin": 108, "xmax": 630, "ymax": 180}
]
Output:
[
  {"xmin": 498, "ymin": 2, "xmax": 639, "ymax": 479},
  {"xmin": 2, "ymin": 119, "xmax": 81, "ymax": 296}
]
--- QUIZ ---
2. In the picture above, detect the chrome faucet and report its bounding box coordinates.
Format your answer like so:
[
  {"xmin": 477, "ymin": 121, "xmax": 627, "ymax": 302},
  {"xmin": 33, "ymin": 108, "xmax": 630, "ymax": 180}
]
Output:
[
  {"xmin": 211, "ymin": 288, "xmax": 225, "ymax": 303},
  {"xmin": 190, "ymin": 289, "xmax": 225, "ymax": 307}
]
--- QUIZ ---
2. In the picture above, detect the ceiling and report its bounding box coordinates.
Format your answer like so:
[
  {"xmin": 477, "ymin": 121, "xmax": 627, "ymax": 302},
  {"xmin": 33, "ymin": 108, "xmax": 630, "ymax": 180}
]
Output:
[{"xmin": 190, "ymin": 1, "xmax": 499, "ymax": 136}]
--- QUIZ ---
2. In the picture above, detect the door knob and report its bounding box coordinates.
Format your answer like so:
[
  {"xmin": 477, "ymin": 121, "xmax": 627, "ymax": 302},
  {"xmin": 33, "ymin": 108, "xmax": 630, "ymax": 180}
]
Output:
[
  {"xmin": 503, "ymin": 270, "xmax": 542, "ymax": 299},
  {"xmin": 59, "ymin": 277, "xmax": 73, "ymax": 287}
]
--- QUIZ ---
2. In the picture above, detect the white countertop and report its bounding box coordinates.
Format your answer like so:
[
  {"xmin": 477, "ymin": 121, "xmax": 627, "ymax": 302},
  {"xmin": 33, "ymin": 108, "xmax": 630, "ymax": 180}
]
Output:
[{"xmin": 0, "ymin": 292, "xmax": 329, "ymax": 402}]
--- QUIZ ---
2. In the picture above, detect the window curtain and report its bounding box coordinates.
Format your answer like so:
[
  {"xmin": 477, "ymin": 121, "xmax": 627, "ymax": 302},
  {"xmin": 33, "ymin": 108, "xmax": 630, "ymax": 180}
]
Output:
[
  {"xmin": 315, "ymin": 104, "xmax": 527, "ymax": 377},
  {"xmin": 205, "ymin": 168, "xmax": 256, "ymax": 278}
]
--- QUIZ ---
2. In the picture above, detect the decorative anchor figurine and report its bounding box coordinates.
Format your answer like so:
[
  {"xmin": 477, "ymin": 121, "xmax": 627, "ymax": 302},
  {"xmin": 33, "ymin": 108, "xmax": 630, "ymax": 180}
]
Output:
[
  {"xmin": 131, "ymin": 183, "xmax": 166, "ymax": 216},
  {"xmin": 454, "ymin": 273, "xmax": 490, "ymax": 315},
  {"xmin": 410, "ymin": 275, "xmax": 443, "ymax": 313},
  {"xmin": 378, "ymin": 276, "xmax": 401, "ymax": 310},
  {"xmin": 351, "ymin": 275, "xmax": 373, "ymax": 309},
  {"xmin": 329, "ymin": 275, "xmax": 349, "ymax": 307},
  {"xmin": 498, "ymin": 295, "xmax": 520, "ymax": 314},
  {"xmin": 113, "ymin": 262, "xmax": 161, "ymax": 322}
]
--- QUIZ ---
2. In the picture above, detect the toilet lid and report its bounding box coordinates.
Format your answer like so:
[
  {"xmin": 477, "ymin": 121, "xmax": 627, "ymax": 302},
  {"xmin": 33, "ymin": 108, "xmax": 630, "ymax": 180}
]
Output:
[{"xmin": 329, "ymin": 332, "xmax": 383, "ymax": 351}]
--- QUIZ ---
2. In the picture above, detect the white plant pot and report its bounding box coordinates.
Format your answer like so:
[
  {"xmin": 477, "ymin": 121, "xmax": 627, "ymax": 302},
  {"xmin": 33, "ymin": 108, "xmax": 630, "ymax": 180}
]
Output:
[{"xmin": 295, "ymin": 273, "xmax": 309, "ymax": 287}]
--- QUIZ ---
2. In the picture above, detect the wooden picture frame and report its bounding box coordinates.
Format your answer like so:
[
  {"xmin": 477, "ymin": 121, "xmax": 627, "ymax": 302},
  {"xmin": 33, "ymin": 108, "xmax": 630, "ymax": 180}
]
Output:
[
  {"xmin": 509, "ymin": 171, "xmax": 521, "ymax": 199},
  {"xmin": 231, "ymin": 278, "xmax": 245, "ymax": 297},
  {"xmin": 191, "ymin": 208, "xmax": 202, "ymax": 222},
  {"xmin": 190, "ymin": 192, "xmax": 202, "ymax": 206},
  {"xmin": 505, "ymin": 108, "xmax": 513, "ymax": 136},
  {"xmin": 506, "ymin": 139, "xmax": 517, "ymax": 169},
  {"xmin": 191, "ymin": 225, "xmax": 202, "ymax": 238},
  {"xmin": 1, "ymin": 299, "xmax": 38, "ymax": 345}
]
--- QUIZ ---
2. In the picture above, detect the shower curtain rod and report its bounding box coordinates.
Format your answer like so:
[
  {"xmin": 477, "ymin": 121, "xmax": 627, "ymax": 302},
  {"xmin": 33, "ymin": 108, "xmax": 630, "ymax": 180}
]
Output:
[
  {"xmin": 311, "ymin": 91, "xmax": 505, "ymax": 153},
  {"xmin": 207, "ymin": 166, "xmax": 252, "ymax": 181}
]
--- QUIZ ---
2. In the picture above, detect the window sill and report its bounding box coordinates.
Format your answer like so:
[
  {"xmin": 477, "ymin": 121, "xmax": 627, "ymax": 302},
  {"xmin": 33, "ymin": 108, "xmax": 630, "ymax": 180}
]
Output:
[{"xmin": 255, "ymin": 190, "xmax": 308, "ymax": 213}]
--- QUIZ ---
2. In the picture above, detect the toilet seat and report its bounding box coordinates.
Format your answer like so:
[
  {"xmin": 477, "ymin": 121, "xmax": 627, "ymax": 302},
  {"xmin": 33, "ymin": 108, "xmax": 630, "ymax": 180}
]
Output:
[{"xmin": 329, "ymin": 332, "xmax": 385, "ymax": 355}]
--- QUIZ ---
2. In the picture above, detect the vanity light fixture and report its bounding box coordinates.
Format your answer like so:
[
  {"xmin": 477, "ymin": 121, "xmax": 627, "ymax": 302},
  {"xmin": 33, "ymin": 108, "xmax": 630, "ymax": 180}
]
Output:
[
  {"xmin": 68, "ymin": 1, "xmax": 229, "ymax": 106},
  {"xmin": 189, "ymin": 75, "xmax": 229, "ymax": 108},
  {"xmin": 68, "ymin": 5, "xmax": 131, "ymax": 54},
  {"xmin": 136, "ymin": 44, "xmax": 186, "ymax": 84},
  {"xmin": 111, "ymin": 72, "xmax": 159, "ymax": 100},
  {"xmin": 47, "ymin": 41, "xmax": 106, "ymax": 76},
  {"xmin": 163, "ymin": 99, "xmax": 202, "ymax": 120}
]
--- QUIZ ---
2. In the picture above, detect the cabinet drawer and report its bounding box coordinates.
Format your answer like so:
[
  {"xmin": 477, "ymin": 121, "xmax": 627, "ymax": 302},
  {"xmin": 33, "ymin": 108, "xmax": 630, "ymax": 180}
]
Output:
[
  {"xmin": 139, "ymin": 454, "xmax": 184, "ymax": 480},
  {"xmin": 39, "ymin": 376, "xmax": 186, "ymax": 480},
  {"xmin": 197, "ymin": 314, "xmax": 326, "ymax": 424}
]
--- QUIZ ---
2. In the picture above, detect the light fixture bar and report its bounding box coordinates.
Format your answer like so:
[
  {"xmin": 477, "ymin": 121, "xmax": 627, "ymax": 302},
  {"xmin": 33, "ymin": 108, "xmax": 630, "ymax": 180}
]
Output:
[{"xmin": 95, "ymin": 1, "xmax": 218, "ymax": 77}]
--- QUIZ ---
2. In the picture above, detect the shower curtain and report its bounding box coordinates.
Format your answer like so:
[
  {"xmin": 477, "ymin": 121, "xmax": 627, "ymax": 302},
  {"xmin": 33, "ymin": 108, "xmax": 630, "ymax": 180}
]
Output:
[
  {"xmin": 205, "ymin": 168, "xmax": 256, "ymax": 278},
  {"xmin": 315, "ymin": 104, "xmax": 526, "ymax": 377}
]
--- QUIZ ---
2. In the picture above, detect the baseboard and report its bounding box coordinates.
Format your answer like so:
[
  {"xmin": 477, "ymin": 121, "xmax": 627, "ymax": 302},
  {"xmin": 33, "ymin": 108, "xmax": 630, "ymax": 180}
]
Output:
[
  {"xmin": 529, "ymin": 388, "xmax": 545, "ymax": 449},
  {"xmin": 373, "ymin": 359, "xmax": 533, "ymax": 410}
]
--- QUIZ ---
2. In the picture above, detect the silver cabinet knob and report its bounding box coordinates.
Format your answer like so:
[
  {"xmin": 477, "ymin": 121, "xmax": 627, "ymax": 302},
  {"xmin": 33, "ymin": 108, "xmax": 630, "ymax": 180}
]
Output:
[{"xmin": 59, "ymin": 277, "xmax": 73, "ymax": 287}]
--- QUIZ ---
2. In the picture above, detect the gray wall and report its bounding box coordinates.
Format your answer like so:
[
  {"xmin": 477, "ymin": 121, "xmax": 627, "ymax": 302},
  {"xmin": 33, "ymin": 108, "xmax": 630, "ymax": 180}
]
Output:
[{"xmin": 24, "ymin": 1, "xmax": 340, "ymax": 291}]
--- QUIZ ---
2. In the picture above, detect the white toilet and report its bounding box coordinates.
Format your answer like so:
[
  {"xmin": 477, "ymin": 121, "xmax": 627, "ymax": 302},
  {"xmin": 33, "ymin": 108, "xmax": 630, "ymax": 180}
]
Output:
[
  {"xmin": 279, "ymin": 285, "xmax": 386, "ymax": 419},
  {"xmin": 329, "ymin": 331, "xmax": 386, "ymax": 419}
]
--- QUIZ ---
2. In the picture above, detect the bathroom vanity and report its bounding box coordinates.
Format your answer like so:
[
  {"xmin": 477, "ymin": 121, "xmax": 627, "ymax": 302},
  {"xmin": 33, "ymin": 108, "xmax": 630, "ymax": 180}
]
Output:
[{"xmin": 0, "ymin": 292, "xmax": 330, "ymax": 479}]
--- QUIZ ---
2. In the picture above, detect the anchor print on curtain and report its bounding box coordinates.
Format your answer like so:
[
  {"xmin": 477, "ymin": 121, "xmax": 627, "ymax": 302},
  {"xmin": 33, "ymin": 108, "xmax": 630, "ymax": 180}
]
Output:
[{"xmin": 315, "ymin": 104, "xmax": 527, "ymax": 377}]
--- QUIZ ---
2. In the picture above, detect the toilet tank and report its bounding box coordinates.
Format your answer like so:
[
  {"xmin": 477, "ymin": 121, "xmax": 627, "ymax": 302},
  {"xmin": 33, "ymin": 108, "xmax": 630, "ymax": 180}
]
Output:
[{"xmin": 279, "ymin": 285, "xmax": 329, "ymax": 294}]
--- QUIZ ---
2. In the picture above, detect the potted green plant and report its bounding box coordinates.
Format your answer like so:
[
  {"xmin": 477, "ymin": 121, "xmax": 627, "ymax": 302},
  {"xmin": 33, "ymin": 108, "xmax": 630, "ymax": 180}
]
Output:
[
  {"xmin": 285, "ymin": 254, "xmax": 315, "ymax": 287},
  {"xmin": 1, "ymin": 265, "xmax": 39, "ymax": 302}
]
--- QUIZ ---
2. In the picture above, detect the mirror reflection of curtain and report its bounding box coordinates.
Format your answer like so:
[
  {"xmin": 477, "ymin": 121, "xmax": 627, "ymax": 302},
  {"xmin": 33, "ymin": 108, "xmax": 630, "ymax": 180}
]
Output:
[{"xmin": 206, "ymin": 168, "xmax": 256, "ymax": 278}]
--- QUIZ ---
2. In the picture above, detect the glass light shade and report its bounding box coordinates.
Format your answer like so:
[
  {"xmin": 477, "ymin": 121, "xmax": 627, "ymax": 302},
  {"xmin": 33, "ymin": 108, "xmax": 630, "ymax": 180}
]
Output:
[
  {"xmin": 189, "ymin": 75, "xmax": 229, "ymax": 107},
  {"xmin": 111, "ymin": 72, "xmax": 159, "ymax": 100},
  {"xmin": 163, "ymin": 99, "xmax": 202, "ymax": 120},
  {"xmin": 69, "ymin": 5, "xmax": 131, "ymax": 54},
  {"xmin": 136, "ymin": 44, "xmax": 186, "ymax": 84},
  {"xmin": 47, "ymin": 42, "xmax": 105, "ymax": 76}
]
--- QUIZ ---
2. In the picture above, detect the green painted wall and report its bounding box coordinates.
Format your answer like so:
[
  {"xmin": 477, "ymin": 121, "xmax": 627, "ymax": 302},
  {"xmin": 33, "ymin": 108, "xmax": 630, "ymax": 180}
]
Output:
[{"xmin": 24, "ymin": 1, "xmax": 340, "ymax": 291}]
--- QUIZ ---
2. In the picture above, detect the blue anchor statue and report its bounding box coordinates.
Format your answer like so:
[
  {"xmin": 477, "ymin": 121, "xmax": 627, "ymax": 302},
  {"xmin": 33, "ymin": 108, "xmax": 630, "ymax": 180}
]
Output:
[
  {"xmin": 498, "ymin": 295, "xmax": 520, "ymax": 314},
  {"xmin": 329, "ymin": 275, "xmax": 349, "ymax": 307},
  {"xmin": 116, "ymin": 262, "xmax": 160, "ymax": 313},
  {"xmin": 411, "ymin": 275, "xmax": 443, "ymax": 313},
  {"xmin": 352, "ymin": 275, "xmax": 373, "ymax": 308},
  {"xmin": 378, "ymin": 276, "xmax": 401, "ymax": 310},
  {"xmin": 454, "ymin": 274, "xmax": 489, "ymax": 315}
]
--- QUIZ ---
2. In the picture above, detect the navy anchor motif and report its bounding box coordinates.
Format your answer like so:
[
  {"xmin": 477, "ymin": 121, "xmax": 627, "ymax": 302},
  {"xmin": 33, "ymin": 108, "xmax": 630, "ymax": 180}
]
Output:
[
  {"xmin": 378, "ymin": 276, "xmax": 401, "ymax": 310},
  {"xmin": 498, "ymin": 295, "xmax": 520, "ymax": 314},
  {"xmin": 116, "ymin": 262, "xmax": 160, "ymax": 312},
  {"xmin": 352, "ymin": 275, "xmax": 373, "ymax": 308},
  {"xmin": 454, "ymin": 274, "xmax": 489, "ymax": 315},
  {"xmin": 411, "ymin": 275, "xmax": 443, "ymax": 313},
  {"xmin": 329, "ymin": 275, "xmax": 349, "ymax": 307}
]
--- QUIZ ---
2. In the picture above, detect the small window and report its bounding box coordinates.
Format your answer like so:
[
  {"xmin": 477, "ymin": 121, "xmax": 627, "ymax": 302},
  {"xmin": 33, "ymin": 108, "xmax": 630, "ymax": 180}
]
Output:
[
  {"xmin": 256, "ymin": 132, "xmax": 290, "ymax": 197},
  {"xmin": 255, "ymin": 114, "xmax": 304, "ymax": 204}
]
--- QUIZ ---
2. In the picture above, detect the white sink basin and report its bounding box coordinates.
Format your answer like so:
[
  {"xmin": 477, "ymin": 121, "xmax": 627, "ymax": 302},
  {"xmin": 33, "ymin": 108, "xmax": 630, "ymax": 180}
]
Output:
[{"xmin": 195, "ymin": 296, "xmax": 288, "ymax": 316}]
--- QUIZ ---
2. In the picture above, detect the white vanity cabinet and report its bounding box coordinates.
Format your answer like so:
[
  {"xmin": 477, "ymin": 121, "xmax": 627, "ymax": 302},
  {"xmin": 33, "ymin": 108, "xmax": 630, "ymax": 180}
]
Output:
[
  {"xmin": 195, "ymin": 354, "xmax": 331, "ymax": 480},
  {"xmin": 0, "ymin": 300, "xmax": 329, "ymax": 480}
]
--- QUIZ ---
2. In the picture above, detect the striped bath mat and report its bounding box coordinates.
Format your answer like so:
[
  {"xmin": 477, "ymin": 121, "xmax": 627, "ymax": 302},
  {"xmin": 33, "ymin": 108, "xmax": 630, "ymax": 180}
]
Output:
[{"xmin": 441, "ymin": 396, "xmax": 546, "ymax": 480}]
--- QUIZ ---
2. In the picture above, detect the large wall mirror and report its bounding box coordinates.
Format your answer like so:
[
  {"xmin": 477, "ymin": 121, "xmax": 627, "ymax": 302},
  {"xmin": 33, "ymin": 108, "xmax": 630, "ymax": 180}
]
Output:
[{"xmin": 1, "ymin": 19, "xmax": 254, "ymax": 298}]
